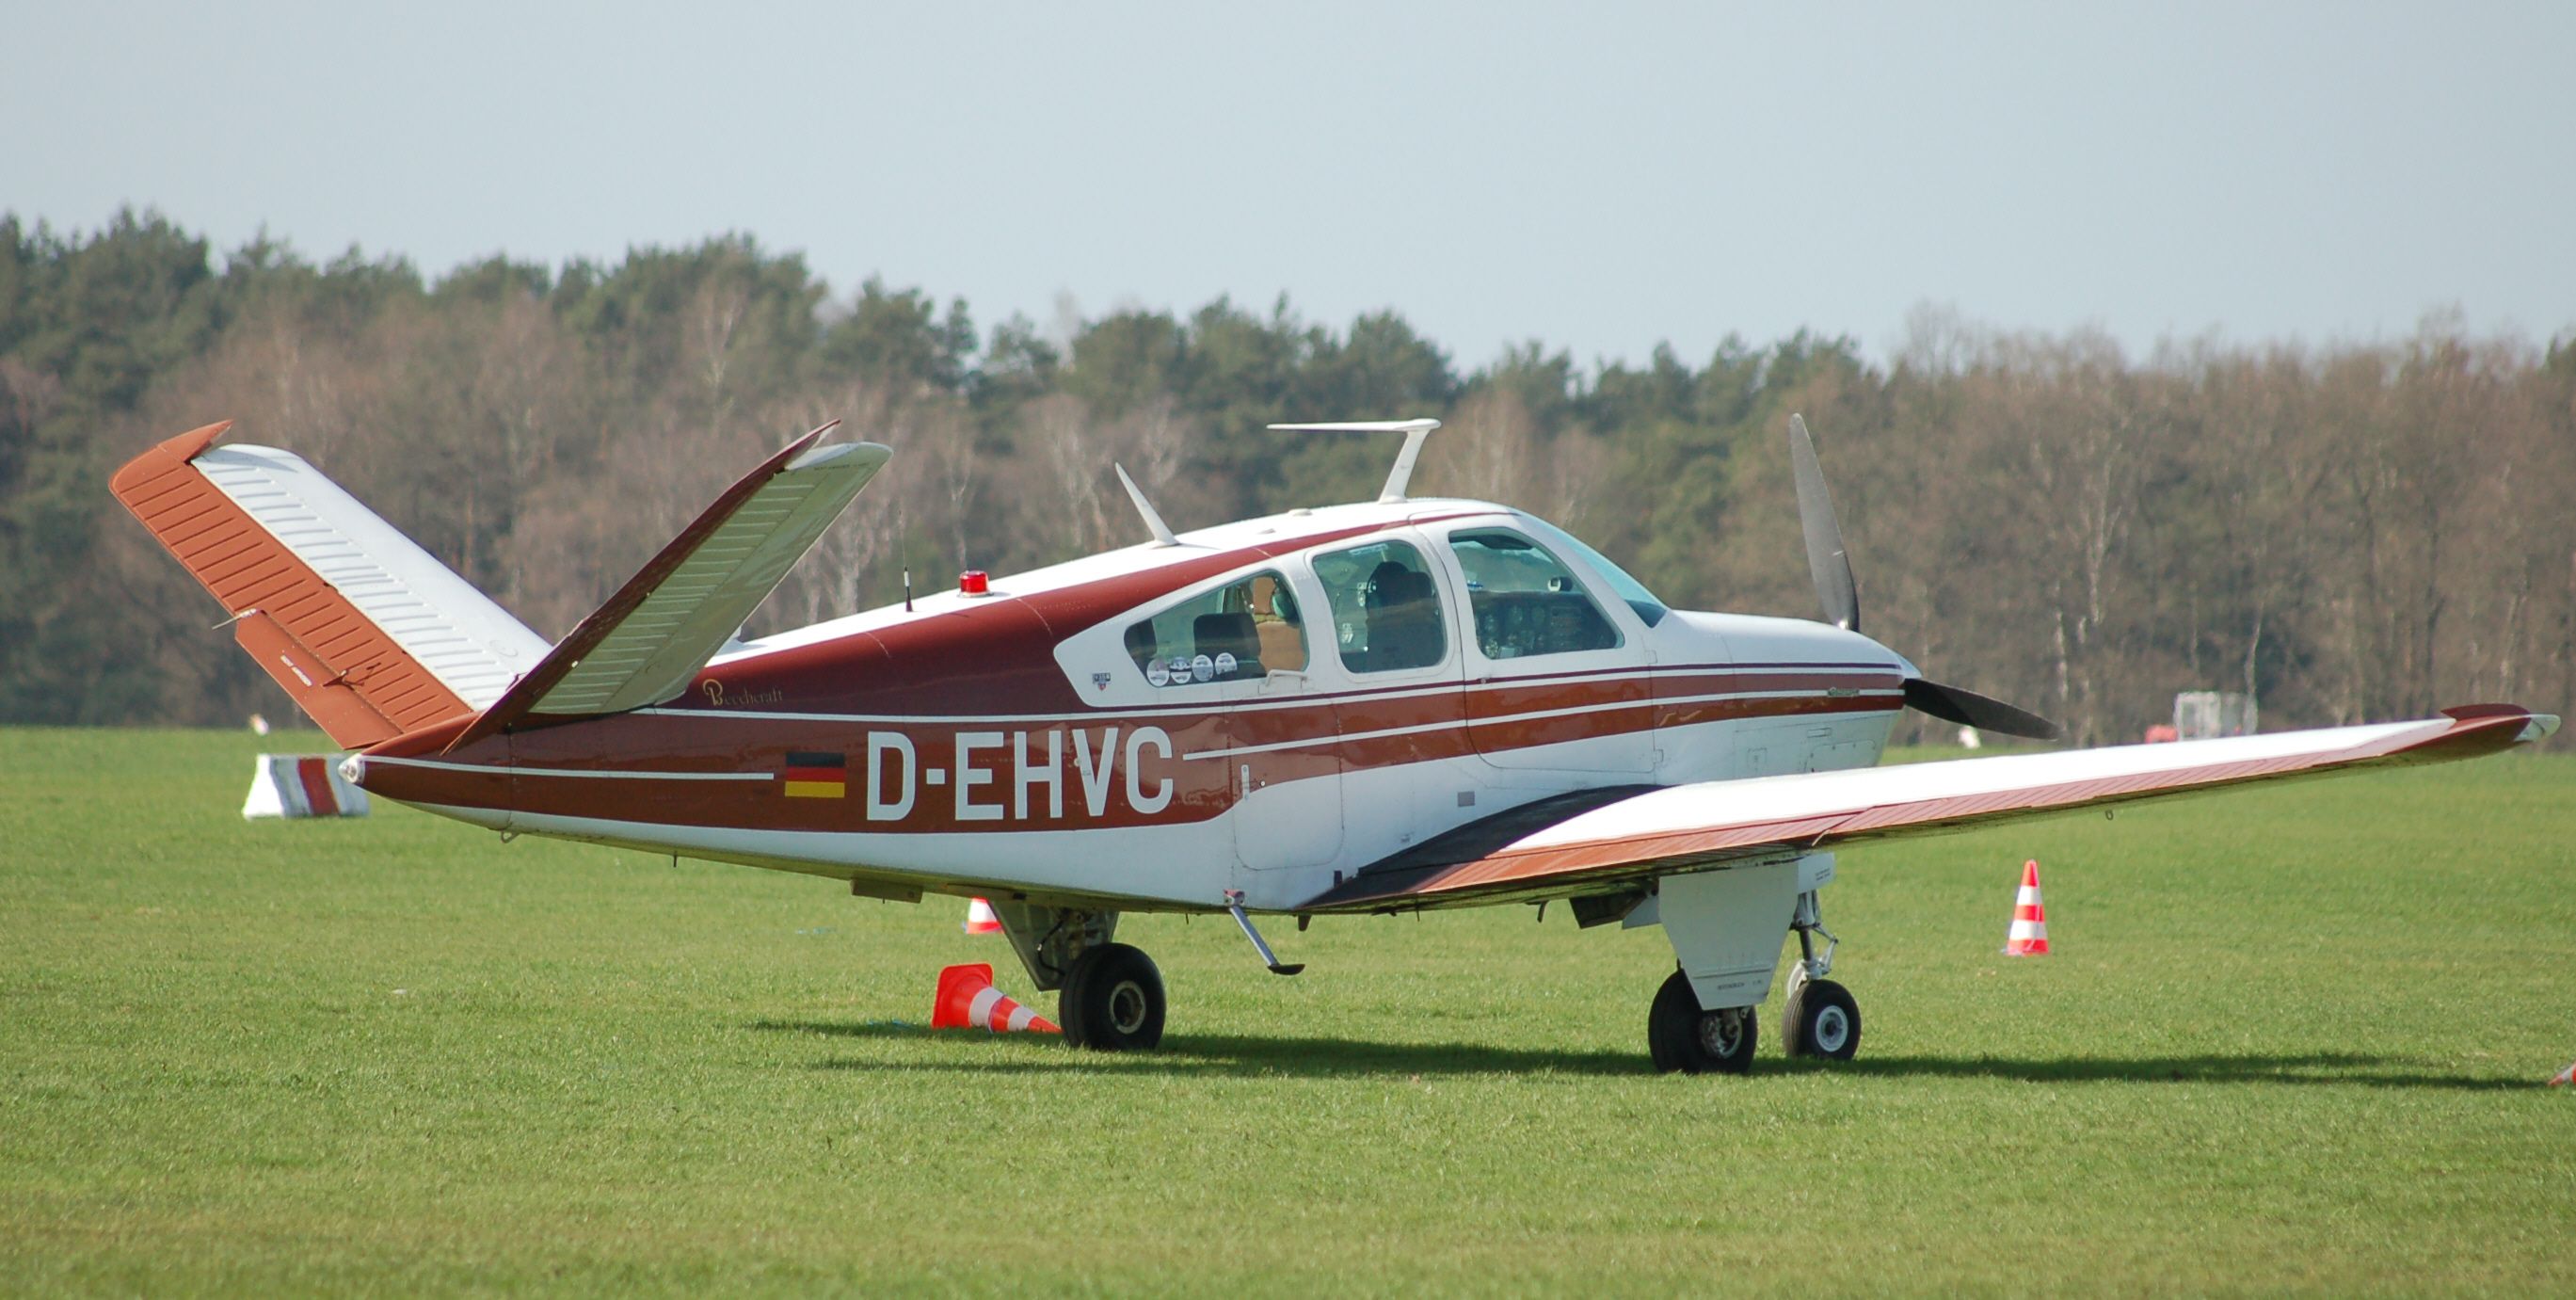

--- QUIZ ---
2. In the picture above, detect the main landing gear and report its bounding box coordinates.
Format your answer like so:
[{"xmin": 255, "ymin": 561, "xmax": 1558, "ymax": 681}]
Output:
[
  {"xmin": 984, "ymin": 893, "xmax": 1300, "ymax": 1052},
  {"xmin": 1647, "ymin": 860, "xmax": 1863, "ymax": 1074},
  {"xmin": 1059, "ymin": 942, "xmax": 1165, "ymax": 1051},
  {"xmin": 1648, "ymin": 971, "xmax": 1758, "ymax": 1072},
  {"xmin": 984, "ymin": 902, "xmax": 1167, "ymax": 1051}
]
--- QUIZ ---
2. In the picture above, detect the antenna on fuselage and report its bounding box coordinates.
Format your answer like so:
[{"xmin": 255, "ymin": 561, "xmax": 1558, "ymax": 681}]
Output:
[
  {"xmin": 1265, "ymin": 418, "xmax": 1442, "ymax": 503},
  {"xmin": 1113, "ymin": 463, "xmax": 1180, "ymax": 547}
]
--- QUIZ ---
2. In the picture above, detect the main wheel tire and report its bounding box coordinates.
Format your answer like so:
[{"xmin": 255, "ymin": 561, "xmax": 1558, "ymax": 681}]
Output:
[
  {"xmin": 1646, "ymin": 970, "xmax": 1757, "ymax": 1074},
  {"xmin": 1055, "ymin": 954, "xmax": 1096, "ymax": 1048},
  {"xmin": 1061, "ymin": 943, "xmax": 1164, "ymax": 1051},
  {"xmin": 1783, "ymin": 976, "xmax": 1861, "ymax": 1060}
]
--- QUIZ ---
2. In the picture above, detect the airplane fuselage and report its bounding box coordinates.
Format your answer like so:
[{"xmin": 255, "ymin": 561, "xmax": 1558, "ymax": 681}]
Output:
[{"xmin": 355, "ymin": 499, "xmax": 1912, "ymax": 913}]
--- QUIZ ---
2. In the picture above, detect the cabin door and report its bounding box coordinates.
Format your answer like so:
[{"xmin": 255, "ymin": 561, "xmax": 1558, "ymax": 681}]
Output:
[
  {"xmin": 1306, "ymin": 530, "xmax": 1470, "ymax": 863},
  {"xmin": 1222, "ymin": 568, "xmax": 1345, "ymax": 872}
]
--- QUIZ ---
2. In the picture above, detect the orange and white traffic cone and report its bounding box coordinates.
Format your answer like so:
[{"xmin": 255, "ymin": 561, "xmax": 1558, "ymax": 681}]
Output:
[
  {"xmin": 2550, "ymin": 1060, "xmax": 2575, "ymax": 1087},
  {"xmin": 2003, "ymin": 859, "xmax": 2051, "ymax": 955},
  {"xmin": 930, "ymin": 963, "xmax": 1059, "ymax": 1034},
  {"xmin": 962, "ymin": 897, "xmax": 1001, "ymax": 935}
]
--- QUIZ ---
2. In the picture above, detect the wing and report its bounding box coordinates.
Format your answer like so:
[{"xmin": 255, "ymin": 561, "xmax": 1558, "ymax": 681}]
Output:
[
  {"xmin": 445, "ymin": 426, "xmax": 888, "ymax": 750},
  {"xmin": 1302, "ymin": 705, "xmax": 2559, "ymax": 912}
]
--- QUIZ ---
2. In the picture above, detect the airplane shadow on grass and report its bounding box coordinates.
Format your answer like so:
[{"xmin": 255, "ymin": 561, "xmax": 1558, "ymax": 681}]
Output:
[{"xmin": 747, "ymin": 1021, "xmax": 2535, "ymax": 1089}]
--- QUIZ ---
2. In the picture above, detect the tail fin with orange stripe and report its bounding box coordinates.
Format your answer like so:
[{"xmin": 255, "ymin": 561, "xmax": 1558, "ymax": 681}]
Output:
[{"xmin": 110, "ymin": 421, "xmax": 551, "ymax": 747}]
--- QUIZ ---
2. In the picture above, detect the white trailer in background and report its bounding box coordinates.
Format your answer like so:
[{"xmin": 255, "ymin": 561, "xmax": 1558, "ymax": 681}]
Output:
[{"xmin": 2175, "ymin": 691, "xmax": 2259, "ymax": 741}]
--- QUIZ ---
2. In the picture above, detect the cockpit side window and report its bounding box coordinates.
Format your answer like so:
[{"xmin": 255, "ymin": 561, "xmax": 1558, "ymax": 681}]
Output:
[
  {"xmin": 1312, "ymin": 539, "xmax": 1448, "ymax": 674},
  {"xmin": 1448, "ymin": 528, "xmax": 1624, "ymax": 660},
  {"xmin": 1514, "ymin": 515, "xmax": 1668, "ymax": 627},
  {"xmin": 1125, "ymin": 570, "xmax": 1307, "ymax": 687}
]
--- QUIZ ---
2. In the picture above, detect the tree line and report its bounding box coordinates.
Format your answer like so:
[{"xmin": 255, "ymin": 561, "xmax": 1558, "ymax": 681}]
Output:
[{"xmin": 5, "ymin": 209, "xmax": 2570, "ymax": 746}]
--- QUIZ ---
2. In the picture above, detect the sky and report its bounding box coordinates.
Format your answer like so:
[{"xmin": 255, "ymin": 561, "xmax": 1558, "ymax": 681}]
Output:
[{"xmin": 6, "ymin": 1, "xmax": 2570, "ymax": 370}]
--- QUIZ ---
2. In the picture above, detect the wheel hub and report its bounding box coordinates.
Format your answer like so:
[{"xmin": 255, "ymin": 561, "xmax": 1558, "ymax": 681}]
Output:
[
  {"xmin": 1105, "ymin": 979, "xmax": 1149, "ymax": 1035},
  {"xmin": 1697, "ymin": 1009, "xmax": 1744, "ymax": 1057},
  {"xmin": 1812, "ymin": 1005, "xmax": 1850, "ymax": 1054}
]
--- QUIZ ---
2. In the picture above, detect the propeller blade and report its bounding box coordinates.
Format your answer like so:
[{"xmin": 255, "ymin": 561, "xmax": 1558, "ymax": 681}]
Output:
[
  {"xmin": 1902, "ymin": 677, "xmax": 2063, "ymax": 742},
  {"xmin": 1787, "ymin": 414, "xmax": 1859, "ymax": 633}
]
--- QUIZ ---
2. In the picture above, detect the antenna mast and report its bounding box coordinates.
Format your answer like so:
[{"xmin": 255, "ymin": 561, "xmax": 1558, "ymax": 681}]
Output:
[{"xmin": 1264, "ymin": 418, "xmax": 1443, "ymax": 502}]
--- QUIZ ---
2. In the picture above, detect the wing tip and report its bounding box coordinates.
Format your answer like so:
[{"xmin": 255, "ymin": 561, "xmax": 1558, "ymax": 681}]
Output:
[
  {"xmin": 2390, "ymin": 703, "xmax": 2558, "ymax": 764},
  {"xmin": 2437, "ymin": 702, "xmax": 2559, "ymax": 745}
]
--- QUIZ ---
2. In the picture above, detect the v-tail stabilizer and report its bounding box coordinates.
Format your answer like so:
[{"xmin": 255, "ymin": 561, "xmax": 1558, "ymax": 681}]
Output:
[
  {"xmin": 447, "ymin": 424, "xmax": 888, "ymax": 749},
  {"xmin": 111, "ymin": 419, "xmax": 890, "ymax": 752},
  {"xmin": 110, "ymin": 421, "xmax": 550, "ymax": 747}
]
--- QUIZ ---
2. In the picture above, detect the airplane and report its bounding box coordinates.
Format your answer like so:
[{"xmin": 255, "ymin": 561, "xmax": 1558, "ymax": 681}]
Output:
[{"xmin": 110, "ymin": 413, "xmax": 2559, "ymax": 1071}]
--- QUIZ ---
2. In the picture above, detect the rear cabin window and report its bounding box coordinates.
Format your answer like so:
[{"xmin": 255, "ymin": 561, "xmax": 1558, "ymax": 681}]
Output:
[
  {"xmin": 1312, "ymin": 539, "xmax": 1448, "ymax": 674},
  {"xmin": 1125, "ymin": 570, "xmax": 1307, "ymax": 687},
  {"xmin": 1448, "ymin": 529, "xmax": 1624, "ymax": 659}
]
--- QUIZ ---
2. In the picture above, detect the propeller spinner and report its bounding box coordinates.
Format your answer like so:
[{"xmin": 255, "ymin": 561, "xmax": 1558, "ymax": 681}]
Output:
[{"xmin": 1785, "ymin": 414, "xmax": 2061, "ymax": 742}]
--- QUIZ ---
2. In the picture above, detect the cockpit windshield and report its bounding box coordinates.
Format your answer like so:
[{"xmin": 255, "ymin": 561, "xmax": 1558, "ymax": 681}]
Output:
[{"xmin": 1513, "ymin": 515, "xmax": 1669, "ymax": 627}]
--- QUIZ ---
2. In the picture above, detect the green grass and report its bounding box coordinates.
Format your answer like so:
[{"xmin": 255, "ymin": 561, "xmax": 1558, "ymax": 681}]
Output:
[{"xmin": 5, "ymin": 727, "xmax": 2573, "ymax": 1295}]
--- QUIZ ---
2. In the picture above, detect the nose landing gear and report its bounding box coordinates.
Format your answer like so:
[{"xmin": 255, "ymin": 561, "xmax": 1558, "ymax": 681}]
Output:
[
  {"xmin": 1782, "ymin": 888, "xmax": 1862, "ymax": 1061},
  {"xmin": 1783, "ymin": 971, "xmax": 1860, "ymax": 1059}
]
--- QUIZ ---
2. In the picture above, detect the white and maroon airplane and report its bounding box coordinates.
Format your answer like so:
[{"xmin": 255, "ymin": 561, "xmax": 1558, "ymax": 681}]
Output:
[{"xmin": 112, "ymin": 415, "xmax": 2557, "ymax": 1071}]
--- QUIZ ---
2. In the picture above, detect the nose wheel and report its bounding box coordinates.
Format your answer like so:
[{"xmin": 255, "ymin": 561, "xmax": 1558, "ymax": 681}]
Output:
[
  {"xmin": 1783, "ymin": 973, "xmax": 1861, "ymax": 1059},
  {"xmin": 1781, "ymin": 886, "xmax": 1863, "ymax": 1061}
]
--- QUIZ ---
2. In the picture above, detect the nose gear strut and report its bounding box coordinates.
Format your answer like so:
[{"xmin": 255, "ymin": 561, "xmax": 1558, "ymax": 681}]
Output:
[{"xmin": 1789, "ymin": 889, "xmax": 1838, "ymax": 987}]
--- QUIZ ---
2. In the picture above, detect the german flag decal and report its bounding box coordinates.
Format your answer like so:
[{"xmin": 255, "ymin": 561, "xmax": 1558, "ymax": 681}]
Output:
[{"xmin": 782, "ymin": 750, "xmax": 847, "ymax": 799}]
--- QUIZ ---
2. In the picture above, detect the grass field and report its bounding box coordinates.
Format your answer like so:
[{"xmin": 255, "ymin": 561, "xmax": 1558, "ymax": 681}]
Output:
[{"xmin": 5, "ymin": 727, "xmax": 2573, "ymax": 1295}]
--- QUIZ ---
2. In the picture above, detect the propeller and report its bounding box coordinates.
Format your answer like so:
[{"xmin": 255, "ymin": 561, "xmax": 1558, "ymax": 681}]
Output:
[
  {"xmin": 1900, "ymin": 678, "xmax": 2063, "ymax": 742},
  {"xmin": 1786, "ymin": 414, "xmax": 2062, "ymax": 742},
  {"xmin": 1787, "ymin": 414, "xmax": 1859, "ymax": 634}
]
